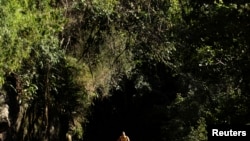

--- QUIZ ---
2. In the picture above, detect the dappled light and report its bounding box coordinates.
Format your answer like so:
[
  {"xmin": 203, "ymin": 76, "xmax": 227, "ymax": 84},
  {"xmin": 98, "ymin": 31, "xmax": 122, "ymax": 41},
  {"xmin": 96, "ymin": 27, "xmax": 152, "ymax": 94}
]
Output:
[{"xmin": 0, "ymin": 0, "xmax": 250, "ymax": 141}]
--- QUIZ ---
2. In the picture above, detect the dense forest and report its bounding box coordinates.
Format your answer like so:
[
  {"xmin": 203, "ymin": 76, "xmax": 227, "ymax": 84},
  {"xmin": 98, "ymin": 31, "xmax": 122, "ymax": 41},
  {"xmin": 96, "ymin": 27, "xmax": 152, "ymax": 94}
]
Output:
[{"xmin": 0, "ymin": 0, "xmax": 250, "ymax": 141}]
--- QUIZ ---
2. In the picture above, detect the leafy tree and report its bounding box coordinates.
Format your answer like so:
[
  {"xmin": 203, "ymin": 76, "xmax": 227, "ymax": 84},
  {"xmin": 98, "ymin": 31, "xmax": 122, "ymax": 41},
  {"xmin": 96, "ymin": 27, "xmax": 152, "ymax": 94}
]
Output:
[
  {"xmin": 0, "ymin": 0, "xmax": 90, "ymax": 140},
  {"xmin": 82, "ymin": 0, "xmax": 250, "ymax": 140},
  {"xmin": 1, "ymin": 0, "xmax": 250, "ymax": 140},
  {"xmin": 164, "ymin": 0, "xmax": 250, "ymax": 140}
]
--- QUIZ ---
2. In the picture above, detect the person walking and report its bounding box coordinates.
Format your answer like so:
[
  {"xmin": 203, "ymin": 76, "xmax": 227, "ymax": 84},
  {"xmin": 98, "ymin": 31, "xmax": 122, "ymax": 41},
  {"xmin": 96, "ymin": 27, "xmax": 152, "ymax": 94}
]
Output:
[{"xmin": 117, "ymin": 131, "xmax": 130, "ymax": 141}]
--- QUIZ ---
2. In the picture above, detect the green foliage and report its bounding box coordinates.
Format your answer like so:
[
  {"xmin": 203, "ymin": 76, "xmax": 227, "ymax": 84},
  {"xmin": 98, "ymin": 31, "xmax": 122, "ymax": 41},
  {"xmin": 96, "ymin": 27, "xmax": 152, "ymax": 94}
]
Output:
[
  {"xmin": 1, "ymin": 0, "xmax": 250, "ymax": 140},
  {"xmin": 92, "ymin": 0, "xmax": 118, "ymax": 15},
  {"xmin": 185, "ymin": 117, "xmax": 207, "ymax": 141},
  {"xmin": 164, "ymin": 0, "xmax": 250, "ymax": 140},
  {"xmin": 0, "ymin": 0, "xmax": 64, "ymax": 86},
  {"xmin": 0, "ymin": 0, "xmax": 91, "ymax": 140}
]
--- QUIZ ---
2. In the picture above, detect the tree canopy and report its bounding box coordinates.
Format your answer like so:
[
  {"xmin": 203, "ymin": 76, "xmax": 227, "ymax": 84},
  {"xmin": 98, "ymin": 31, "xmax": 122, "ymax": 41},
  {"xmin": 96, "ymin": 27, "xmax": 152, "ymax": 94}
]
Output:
[{"xmin": 0, "ymin": 0, "xmax": 250, "ymax": 141}]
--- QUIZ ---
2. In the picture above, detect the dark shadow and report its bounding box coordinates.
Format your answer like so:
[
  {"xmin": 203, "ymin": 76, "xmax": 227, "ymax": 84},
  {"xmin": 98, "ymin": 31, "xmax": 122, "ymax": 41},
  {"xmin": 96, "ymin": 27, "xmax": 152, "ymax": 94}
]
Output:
[{"xmin": 83, "ymin": 63, "xmax": 179, "ymax": 141}]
